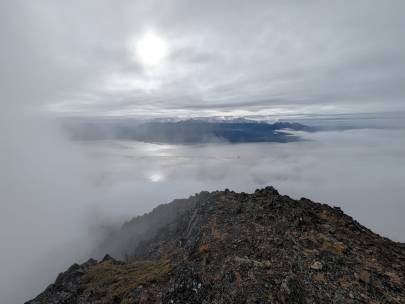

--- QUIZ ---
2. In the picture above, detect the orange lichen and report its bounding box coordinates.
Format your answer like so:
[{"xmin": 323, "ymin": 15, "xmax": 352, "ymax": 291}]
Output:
[{"xmin": 199, "ymin": 243, "xmax": 209, "ymax": 253}]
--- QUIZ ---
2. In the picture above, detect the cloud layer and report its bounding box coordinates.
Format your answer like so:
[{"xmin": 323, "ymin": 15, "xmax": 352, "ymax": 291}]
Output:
[
  {"xmin": 3, "ymin": 0, "xmax": 405, "ymax": 117},
  {"xmin": 82, "ymin": 128, "xmax": 405, "ymax": 242}
]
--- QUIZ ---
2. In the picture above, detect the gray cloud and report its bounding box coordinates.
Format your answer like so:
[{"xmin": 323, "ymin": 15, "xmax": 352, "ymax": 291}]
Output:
[{"xmin": 3, "ymin": 0, "xmax": 405, "ymax": 117}]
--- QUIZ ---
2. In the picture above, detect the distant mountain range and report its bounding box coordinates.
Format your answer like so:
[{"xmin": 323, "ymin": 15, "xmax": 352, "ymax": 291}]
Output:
[{"xmin": 65, "ymin": 118, "xmax": 315, "ymax": 144}]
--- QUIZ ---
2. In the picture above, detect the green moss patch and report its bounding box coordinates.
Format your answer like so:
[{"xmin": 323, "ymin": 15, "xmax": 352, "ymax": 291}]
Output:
[{"xmin": 82, "ymin": 259, "xmax": 171, "ymax": 302}]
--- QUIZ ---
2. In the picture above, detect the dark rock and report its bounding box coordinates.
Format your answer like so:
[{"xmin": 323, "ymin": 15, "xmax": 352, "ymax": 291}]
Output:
[
  {"xmin": 26, "ymin": 186, "xmax": 405, "ymax": 304},
  {"xmin": 102, "ymin": 254, "xmax": 114, "ymax": 262}
]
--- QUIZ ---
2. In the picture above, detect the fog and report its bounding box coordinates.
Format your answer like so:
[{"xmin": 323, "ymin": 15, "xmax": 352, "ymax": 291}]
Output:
[
  {"xmin": 80, "ymin": 128, "xmax": 405, "ymax": 242},
  {"xmin": 2, "ymin": 1, "xmax": 405, "ymax": 303},
  {"xmin": 0, "ymin": 2, "xmax": 99, "ymax": 302},
  {"xmin": 1, "ymin": 117, "xmax": 405, "ymax": 303},
  {"xmin": 0, "ymin": 111, "xmax": 95, "ymax": 303}
]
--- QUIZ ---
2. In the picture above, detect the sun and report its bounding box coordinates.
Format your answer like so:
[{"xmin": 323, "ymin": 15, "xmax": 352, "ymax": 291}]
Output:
[
  {"xmin": 148, "ymin": 172, "xmax": 165, "ymax": 182},
  {"xmin": 135, "ymin": 31, "xmax": 168, "ymax": 67}
]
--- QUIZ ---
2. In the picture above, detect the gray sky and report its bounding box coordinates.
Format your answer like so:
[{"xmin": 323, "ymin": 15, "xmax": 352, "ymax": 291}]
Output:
[{"xmin": 2, "ymin": 0, "xmax": 405, "ymax": 118}]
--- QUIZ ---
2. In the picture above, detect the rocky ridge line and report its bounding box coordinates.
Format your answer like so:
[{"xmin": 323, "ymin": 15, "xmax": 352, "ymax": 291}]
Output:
[{"xmin": 27, "ymin": 187, "xmax": 405, "ymax": 304}]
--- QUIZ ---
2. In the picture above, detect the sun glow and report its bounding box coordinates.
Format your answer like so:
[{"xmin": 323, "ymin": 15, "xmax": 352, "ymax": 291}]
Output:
[
  {"xmin": 148, "ymin": 172, "xmax": 165, "ymax": 182},
  {"xmin": 135, "ymin": 31, "xmax": 168, "ymax": 66}
]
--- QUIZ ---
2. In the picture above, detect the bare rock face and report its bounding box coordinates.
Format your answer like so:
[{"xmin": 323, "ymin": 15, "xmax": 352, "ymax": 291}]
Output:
[{"xmin": 26, "ymin": 186, "xmax": 405, "ymax": 304}]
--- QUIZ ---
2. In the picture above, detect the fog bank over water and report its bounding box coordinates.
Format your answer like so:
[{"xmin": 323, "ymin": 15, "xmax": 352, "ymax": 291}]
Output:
[{"xmin": 80, "ymin": 128, "xmax": 405, "ymax": 242}]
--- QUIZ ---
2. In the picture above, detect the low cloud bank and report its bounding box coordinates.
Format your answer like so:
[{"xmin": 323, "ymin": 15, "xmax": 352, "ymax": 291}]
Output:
[{"xmin": 81, "ymin": 128, "xmax": 405, "ymax": 244}]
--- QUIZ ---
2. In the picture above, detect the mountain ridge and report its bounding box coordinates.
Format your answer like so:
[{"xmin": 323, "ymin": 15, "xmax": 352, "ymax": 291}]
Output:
[
  {"xmin": 65, "ymin": 119, "xmax": 314, "ymax": 144},
  {"xmin": 27, "ymin": 187, "xmax": 405, "ymax": 304}
]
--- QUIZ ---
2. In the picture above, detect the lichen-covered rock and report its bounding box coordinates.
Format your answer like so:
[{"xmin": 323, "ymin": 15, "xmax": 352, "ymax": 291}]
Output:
[{"xmin": 26, "ymin": 186, "xmax": 405, "ymax": 304}]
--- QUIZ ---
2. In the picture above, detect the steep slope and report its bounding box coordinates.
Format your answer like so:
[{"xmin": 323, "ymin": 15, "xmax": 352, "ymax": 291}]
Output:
[
  {"xmin": 93, "ymin": 197, "xmax": 196, "ymax": 259},
  {"xmin": 27, "ymin": 187, "xmax": 405, "ymax": 304}
]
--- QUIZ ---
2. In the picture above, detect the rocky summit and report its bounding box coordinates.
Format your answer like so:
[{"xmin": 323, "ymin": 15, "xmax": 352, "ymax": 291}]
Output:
[{"xmin": 26, "ymin": 187, "xmax": 405, "ymax": 304}]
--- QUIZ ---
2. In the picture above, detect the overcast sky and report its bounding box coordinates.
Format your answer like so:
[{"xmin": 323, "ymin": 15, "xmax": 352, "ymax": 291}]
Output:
[{"xmin": 2, "ymin": 0, "xmax": 405, "ymax": 118}]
